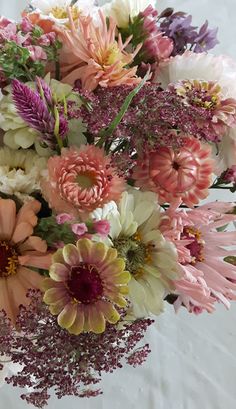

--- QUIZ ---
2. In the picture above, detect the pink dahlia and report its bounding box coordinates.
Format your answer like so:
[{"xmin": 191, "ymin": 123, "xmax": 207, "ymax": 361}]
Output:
[
  {"xmin": 160, "ymin": 202, "xmax": 236, "ymax": 313},
  {"xmin": 133, "ymin": 136, "xmax": 214, "ymax": 207},
  {"xmin": 43, "ymin": 239, "xmax": 130, "ymax": 334},
  {"xmin": 56, "ymin": 9, "xmax": 142, "ymax": 90},
  {"xmin": 41, "ymin": 145, "xmax": 125, "ymax": 217}
]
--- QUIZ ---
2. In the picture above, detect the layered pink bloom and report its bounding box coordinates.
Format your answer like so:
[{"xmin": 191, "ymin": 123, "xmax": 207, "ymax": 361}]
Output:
[
  {"xmin": 133, "ymin": 136, "xmax": 214, "ymax": 207},
  {"xmin": 161, "ymin": 202, "xmax": 236, "ymax": 313},
  {"xmin": 0, "ymin": 199, "xmax": 51, "ymax": 324},
  {"xmin": 41, "ymin": 145, "xmax": 125, "ymax": 217},
  {"xmin": 56, "ymin": 9, "xmax": 142, "ymax": 90}
]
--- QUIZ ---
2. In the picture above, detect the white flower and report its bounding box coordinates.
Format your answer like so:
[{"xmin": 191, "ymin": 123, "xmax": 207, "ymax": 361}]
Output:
[
  {"xmin": 31, "ymin": 0, "xmax": 97, "ymax": 24},
  {"xmin": 156, "ymin": 51, "xmax": 236, "ymax": 99},
  {"xmin": 155, "ymin": 51, "xmax": 236, "ymax": 174},
  {"xmin": 0, "ymin": 147, "xmax": 47, "ymax": 202},
  {"xmin": 214, "ymin": 128, "xmax": 236, "ymax": 174},
  {"xmin": 93, "ymin": 189, "xmax": 180, "ymax": 318},
  {"xmin": 102, "ymin": 0, "xmax": 155, "ymax": 28}
]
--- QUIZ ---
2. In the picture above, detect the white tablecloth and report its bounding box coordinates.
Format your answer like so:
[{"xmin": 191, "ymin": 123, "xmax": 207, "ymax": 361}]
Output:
[{"xmin": 0, "ymin": 1, "xmax": 236, "ymax": 408}]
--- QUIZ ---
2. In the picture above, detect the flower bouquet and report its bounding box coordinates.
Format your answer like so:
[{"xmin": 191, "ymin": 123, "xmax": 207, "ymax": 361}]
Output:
[{"xmin": 0, "ymin": 0, "xmax": 235, "ymax": 407}]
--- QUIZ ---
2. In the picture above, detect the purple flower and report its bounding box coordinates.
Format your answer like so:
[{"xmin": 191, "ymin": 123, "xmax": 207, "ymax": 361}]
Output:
[
  {"xmin": 36, "ymin": 76, "xmax": 53, "ymax": 107},
  {"xmin": 193, "ymin": 20, "xmax": 219, "ymax": 53},
  {"xmin": 12, "ymin": 79, "xmax": 68, "ymax": 149}
]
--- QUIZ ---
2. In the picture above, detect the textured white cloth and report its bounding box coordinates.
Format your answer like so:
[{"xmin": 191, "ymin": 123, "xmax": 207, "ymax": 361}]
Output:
[{"xmin": 0, "ymin": 1, "xmax": 236, "ymax": 409}]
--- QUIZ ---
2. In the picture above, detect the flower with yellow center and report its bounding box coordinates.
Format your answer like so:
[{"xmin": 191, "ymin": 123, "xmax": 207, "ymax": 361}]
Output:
[
  {"xmin": 42, "ymin": 239, "xmax": 130, "ymax": 334},
  {"xmin": 93, "ymin": 189, "xmax": 180, "ymax": 318},
  {"xmin": 30, "ymin": 0, "xmax": 96, "ymax": 24}
]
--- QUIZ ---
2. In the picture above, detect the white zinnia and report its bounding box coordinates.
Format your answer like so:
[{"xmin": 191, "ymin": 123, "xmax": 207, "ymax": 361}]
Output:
[
  {"xmin": 93, "ymin": 189, "xmax": 180, "ymax": 318},
  {"xmin": 155, "ymin": 51, "xmax": 236, "ymax": 173},
  {"xmin": 102, "ymin": 0, "xmax": 155, "ymax": 28},
  {"xmin": 31, "ymin": 0, "xmax": 96, "ymax": 23},
  {"xmin": 0, "ymin": 147, "xmax": 47, "ymax": 202}
]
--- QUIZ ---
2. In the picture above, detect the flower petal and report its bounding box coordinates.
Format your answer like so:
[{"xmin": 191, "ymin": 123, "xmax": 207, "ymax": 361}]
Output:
[
  {"xmin": 96, "ymin": 300, "xmax": 120, "ymax": 324},
  {"xmin": 63, "ymin": 244, "xmax": 80, "ymax": 266},
  {"xmin": 0, "ymin": 199, "xmax": 16, "ymax": 240},
  {"xmin": 88, "ymin": 304, "xmax": 106, "ymax": 334},
  {"xmin": 68, "ymin": 306, "xmax": 85, "ymax": 335},
  {"xmin": 50, "ymin": 263, "xmax": 70, "ymax": 282},
  {"xmin": 57, "ymin": 302, "xmax": 77, "ymax": 329}
]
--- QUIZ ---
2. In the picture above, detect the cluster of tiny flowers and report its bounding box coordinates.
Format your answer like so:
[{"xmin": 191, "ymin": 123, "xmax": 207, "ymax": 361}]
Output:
[{"xmin": 0, "ymin": 291, "xmax": 153, "ymax": 408}]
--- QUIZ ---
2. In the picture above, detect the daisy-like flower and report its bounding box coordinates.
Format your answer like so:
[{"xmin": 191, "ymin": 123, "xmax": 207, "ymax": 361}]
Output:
[
  {"xmin": 41, "ymin": 145, "xmax": 125, "ymax": 217},
  {"xmin": 102, "ymin": 0, "xmax": 156, "ymax": 29},
  {"xmin": 133, "ymin": 136, "xmax": 214, "ymax": 207},
  {"xmin": 171, "ymin": 80, "xmax": 236, "ymax": 137},
  {"xmin": 161, "ymin": 202, "xmax": 236, "ymax": 313},
  {"xmin": 0, "ymin": 199, "xmax": 51, "ymax": 324},
  {"xmin": 93, "ymin": 189, "xmax": 180, "ymax": 318},
  {"xmin": 30, "ymin": 0, "xmax": 96, "ymax": 24},
  {"xmin": 0, "ymin": 147, "xmax": 47, "ymax": 202},
  {"xmin": 156, "ymin": 51, "xmax": 236, "ymax": 98},
  {"xmin": 57, "ymin": 9, "xmax": 142, "ymax": 90},
  {"xmin": 42, "ymin": 239, "xmax": 130, "ymax": 334}
]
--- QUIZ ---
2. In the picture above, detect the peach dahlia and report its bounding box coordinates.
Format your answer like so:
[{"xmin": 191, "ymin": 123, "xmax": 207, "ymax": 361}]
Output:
[{"xmin": 42, "ymin": 239, "xmax": 130, "ymax": 334}]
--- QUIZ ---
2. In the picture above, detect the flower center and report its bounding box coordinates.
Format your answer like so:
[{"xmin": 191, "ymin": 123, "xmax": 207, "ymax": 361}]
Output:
[
  {"xmin": 113, "ymin": 233, "xmax": 152, "ymax": 278},
  {"xmin": 0, "ymin": 241, "xmax": 19, "ymax": 278},
  {"xmin": 51, "ymin": 5, "xmax": 80, "ymax": 20},
  {"xmin": 76, "ymin": 172, "xmax": 96, "ymax": 189},
  {"xmin": 182, "ymin": 226, "xmax": 205, "ymax": 264},
  {"xmin": 67, "ymin": 263, "xmax": 103, "ymax": 304}
]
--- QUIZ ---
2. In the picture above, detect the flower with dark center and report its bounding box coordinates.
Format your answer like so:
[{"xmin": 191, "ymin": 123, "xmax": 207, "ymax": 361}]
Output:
[{"xmin": 43, "ymin": 239, "xmax": 130, "ymax": 334}]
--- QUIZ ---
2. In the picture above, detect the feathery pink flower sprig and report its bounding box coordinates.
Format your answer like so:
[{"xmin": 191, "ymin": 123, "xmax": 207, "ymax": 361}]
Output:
[{"xmin": 12, "ymin": 79, "xmax": 68, "ymax": 149}]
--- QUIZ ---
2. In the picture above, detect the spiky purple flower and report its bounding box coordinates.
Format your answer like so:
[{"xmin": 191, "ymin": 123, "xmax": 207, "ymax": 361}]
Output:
[
  {"xmin": 36, "ymin": 76, "xmax": 53, "ymax": 107},
  {"xmin": 11, "ymin": 79, "xmax": 68, "ymax": 149}
]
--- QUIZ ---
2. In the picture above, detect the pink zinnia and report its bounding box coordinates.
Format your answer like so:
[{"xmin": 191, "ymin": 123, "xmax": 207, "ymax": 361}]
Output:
[
  {"xmin": 41, "ymin": 145, "xmax": 125, "ymax": 217},
  {"xmin": 160, "ymin": 202, "xmax": 236, "ymax": 313},
  {"xmin": 133, "ymin": 136, "xmax": 214, "ymax": 207},
  {"xmin": 56, "ymin": 9, "xmax": 142, "ymax": 90}
]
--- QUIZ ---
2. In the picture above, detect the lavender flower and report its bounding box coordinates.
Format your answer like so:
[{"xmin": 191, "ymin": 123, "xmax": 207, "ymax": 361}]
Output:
[
  {"xmin": 159, "ymin": 12, "xmax": 218, "ymax": 55},
  {"xmin": 0, "ymin": 290, "xmax": 153, "ymax": 408},
  {"xmin": 193, "ymin": 20, "xmax": 219, "ymax": 53}
]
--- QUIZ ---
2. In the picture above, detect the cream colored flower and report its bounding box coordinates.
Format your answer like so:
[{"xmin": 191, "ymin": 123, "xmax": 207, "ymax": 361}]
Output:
[
  {"xmin": 0, "ymin": 147, "xmax": 47, "ymax": 202},
  {"xmin": 93, "ymin": 189, "xmax": 180, "ymax": 318},
  {"xmin": 102, "ymin": 0, "xmax": 155, "ymax": 28},
  {"xmin": 31, "ymin": 0, "xmax": 96, "ymax": 24}
]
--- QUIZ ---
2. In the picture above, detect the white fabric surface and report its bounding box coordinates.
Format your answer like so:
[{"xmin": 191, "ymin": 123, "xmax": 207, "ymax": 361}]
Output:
[{"xmin": 0, "ymin": 1, "xmax": 236, "ymax": 408}]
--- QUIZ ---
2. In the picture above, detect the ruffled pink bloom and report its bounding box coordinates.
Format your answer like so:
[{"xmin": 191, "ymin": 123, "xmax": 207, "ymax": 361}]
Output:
[
  {"xmin": 56, "ymin": 213, "xmax": 74, "ymax": 225},
  {"xmin": 41, "ymin": 145, "xmax": 125, "ymax": 217},
  {"xmin": 160, "ymin": 202, "xmax": 236, "ymax": 313},
  {"xmin": 93, "ymin": 220, "xmax": 110, "ymax": 237},
  {"xmin": 133, "ymin": 136, "xmax": 214, "ymax": 207},
  {"xmin": 56, "ymin": 9, "xmax": 142, "ymax": 90},
  {"xmin": 0, "ymin": 199, "xmax": 51, "ymax": 324},
  {"xmin": 71, "ymin": 223, "xmax": 88, "ymax": 237}
]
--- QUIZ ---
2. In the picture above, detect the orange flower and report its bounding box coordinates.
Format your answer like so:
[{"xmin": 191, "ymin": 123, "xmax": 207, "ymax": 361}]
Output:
[
  {"xmin": 0, "ymin": 199, "xmax": 51, "ymax": 324},
  {"xmin": 57, "ymin": 9, "xmax": 142, "ymax": 90}
]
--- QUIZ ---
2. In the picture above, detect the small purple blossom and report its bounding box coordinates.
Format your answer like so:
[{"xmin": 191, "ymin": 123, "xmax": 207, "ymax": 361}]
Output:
[
  {"xmin": 221, "ymin": 166, "xmax": 236, "ymax": 183},
  {"xmin": 193, "ymin": 20, "xmax": 219, "ymax": 52}
]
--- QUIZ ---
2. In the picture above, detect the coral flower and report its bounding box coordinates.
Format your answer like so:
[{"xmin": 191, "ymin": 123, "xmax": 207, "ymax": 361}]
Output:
[
  {"xmin": 56, "ymin": 9, "xmax": 142, "ymax": 90},
  {"xmin": 133, "ymin": 136, "xmax": 214, "ymax": 207},
  {"xmin": 161, "ymin": 202, "xmax": 236, "ymax": 313},
  {"xmin": 43, "ymin": 239, "xmax": 130, "ymax": 334},
  {"xmin": 41, "ymin": 145, "xmax": 125, "ymax": 217},
  {"xmin": 0, "ymin": 199, "xmax": 51, "ymax": 324}
]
